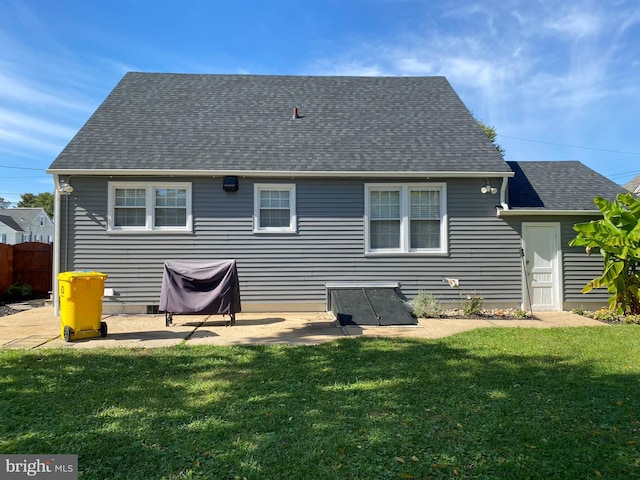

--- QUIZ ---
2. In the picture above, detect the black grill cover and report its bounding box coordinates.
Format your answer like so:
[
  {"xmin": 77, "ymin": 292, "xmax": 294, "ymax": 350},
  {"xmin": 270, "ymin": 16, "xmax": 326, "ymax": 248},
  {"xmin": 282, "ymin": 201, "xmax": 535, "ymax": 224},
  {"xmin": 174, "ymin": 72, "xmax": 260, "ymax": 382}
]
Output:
[{"xmin": 159, "ymin": 260, "xmax": 241, "ymax": 315}]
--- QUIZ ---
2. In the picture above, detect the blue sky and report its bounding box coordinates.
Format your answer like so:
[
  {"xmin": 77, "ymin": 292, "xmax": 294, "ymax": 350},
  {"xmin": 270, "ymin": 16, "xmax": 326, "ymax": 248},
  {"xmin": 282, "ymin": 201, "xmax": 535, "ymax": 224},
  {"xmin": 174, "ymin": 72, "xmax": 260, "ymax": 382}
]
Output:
[{"xmin": 1, "ymin": 0, "xmax": 639, "ymax": 205}]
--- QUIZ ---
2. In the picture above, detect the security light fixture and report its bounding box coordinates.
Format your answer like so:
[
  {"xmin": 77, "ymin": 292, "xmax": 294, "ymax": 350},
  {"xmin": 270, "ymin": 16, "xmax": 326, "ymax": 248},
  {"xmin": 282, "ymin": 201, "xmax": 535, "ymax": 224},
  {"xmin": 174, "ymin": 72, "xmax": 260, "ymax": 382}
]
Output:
[
  {"xmin": 223, "ymin": 176, "xmax": 239, "ymax": 192},
  {"xmin": 58, "ymin": 181, "xmax": 73, "ymax": 195},
  {"xmin": 481, "ymin": 179, "xmax": 497, "ymax": 195}
]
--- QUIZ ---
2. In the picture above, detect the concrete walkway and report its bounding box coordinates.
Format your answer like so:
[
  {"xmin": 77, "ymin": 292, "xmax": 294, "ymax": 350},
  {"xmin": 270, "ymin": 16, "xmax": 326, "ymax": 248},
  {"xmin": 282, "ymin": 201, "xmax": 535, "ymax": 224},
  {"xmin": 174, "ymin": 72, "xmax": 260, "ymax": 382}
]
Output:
[{"xmin": 0, "ymin": 305, "xmax": 606, "ymax": 350}]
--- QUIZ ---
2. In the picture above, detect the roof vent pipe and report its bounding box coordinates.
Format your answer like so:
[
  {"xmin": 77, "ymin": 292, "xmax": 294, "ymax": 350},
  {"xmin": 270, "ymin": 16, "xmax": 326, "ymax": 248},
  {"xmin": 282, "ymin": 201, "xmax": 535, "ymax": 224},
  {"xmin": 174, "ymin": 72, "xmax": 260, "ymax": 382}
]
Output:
[{"xmin": 292, "ymin": 106, "xmax": 299, "ymax": 119}]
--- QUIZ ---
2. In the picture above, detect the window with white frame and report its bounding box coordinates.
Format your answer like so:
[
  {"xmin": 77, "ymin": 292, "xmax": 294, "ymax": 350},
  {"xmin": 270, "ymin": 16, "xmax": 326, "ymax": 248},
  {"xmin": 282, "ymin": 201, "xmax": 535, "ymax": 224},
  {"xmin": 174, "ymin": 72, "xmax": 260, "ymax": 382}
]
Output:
[
  {"xmin": 108, "ymin": 182, "xmax": 192, "ymax": 232},
  {"xmin": 365, "ymin": 183, "xmax": 447, "ymax": 254},
  {"xmin": 254, "ymin": 184, "xmax": 296, "ymax": 233}
]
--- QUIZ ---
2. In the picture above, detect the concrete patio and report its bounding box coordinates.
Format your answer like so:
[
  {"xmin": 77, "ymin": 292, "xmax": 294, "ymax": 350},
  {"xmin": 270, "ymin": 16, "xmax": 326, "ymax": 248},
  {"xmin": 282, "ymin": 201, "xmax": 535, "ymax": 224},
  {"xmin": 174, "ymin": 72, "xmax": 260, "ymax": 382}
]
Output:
[{"xmin": 0, "ymin": 304, "xmax": 607, "ymax": 350}]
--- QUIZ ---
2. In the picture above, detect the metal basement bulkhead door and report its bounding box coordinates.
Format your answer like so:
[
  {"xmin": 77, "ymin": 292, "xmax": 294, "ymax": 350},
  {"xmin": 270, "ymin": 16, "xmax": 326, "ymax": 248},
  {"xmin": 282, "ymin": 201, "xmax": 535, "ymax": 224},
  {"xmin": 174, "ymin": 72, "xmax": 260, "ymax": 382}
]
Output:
[{"xmin": 330, "ymin": 288, "xmax": 416, "ymax": 326}]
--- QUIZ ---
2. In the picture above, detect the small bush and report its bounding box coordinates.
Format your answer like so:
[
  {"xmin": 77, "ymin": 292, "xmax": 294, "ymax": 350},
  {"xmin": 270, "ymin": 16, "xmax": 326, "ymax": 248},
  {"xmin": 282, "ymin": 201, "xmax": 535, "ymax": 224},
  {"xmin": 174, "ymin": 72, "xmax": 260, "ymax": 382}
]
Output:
[
  {"xmin": 512, "ymin": 309, "xmax": 531, "ymax": 319},
  {"xmin": 622, "ymin": 314, "xmax": 640, "ymax": 325},
  {"xmin": 411, "ymin": 291, "xmax": 443, "ymax": 318},
  {"xmin": 2, "ymin": 282, "xmax": 33, "ymax": 302},
  {"xmin": 463, "ymin": 293, "xmax": 484, "ymax": 316},
  {"xmin": 592, "ymin": 308, "xmax": 621, "ymax": 323}
]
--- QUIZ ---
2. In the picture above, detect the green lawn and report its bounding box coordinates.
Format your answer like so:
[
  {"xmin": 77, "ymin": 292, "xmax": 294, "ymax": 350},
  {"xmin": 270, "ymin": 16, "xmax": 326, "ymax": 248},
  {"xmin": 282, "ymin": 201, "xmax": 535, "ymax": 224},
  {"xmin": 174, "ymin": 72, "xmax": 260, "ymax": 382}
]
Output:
[{"xmin": 1, "ymin": 326, "xmax": 640, "ymax": 479}]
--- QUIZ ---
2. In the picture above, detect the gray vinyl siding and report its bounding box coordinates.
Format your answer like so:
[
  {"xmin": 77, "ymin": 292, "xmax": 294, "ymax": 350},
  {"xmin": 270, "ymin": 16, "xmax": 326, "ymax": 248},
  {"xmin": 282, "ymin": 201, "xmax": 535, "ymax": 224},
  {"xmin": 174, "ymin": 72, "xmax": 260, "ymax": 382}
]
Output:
[
  {"xmin": 61, "ymin": 175, "xmax": 525, "ymax": 309},
  {"xmin": 561, "ymin": 218, "xmax": 609, "ymax": 306}
]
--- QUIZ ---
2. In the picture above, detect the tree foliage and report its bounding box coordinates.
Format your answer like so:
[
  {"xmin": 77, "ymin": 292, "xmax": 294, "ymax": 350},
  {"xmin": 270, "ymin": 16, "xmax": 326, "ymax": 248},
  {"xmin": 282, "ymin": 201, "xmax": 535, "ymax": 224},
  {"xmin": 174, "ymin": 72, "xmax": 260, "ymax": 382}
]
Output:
[
  {"xmin": 569, "ymin": 193, "xmax": 640, "ymax": 314},
  {"xmin": 17, "ymin": 192, "xmax": 54, "ymax": 218},
  {"xmin": 0, "ymin": 197, "xmax": 10, "ymax": 209},
  {"xmin": 477, "ymin": 119, "xmax": 506, "ymax": 157}
]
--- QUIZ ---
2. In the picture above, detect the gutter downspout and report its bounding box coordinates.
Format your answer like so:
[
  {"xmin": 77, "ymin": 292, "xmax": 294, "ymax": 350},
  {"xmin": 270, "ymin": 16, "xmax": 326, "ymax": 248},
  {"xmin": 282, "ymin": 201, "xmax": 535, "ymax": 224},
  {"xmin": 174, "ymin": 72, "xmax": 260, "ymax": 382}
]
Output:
[
  {"xmin": 52, "ymin": 175, "xmax": 62, "ymax": 317},
  {"xmin": 499, "ymin": 176, "xmax": 509, "ymax": 211}
]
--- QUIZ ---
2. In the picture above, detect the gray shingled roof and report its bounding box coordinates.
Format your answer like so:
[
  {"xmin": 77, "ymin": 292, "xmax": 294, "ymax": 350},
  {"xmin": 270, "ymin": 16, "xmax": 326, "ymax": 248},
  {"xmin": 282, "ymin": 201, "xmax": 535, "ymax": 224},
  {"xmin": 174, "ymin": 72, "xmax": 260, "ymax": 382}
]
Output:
[
  {"xmin": 0, "ymin": 208, "xmax": 43, "ymax": 232},
  {"xmin": 506, "ymin": 161, "xmax": 627, "ymax": 211},
  {"xmin": 624, "ymin": 174, "xmax": 640, "ymax": 193},
  {"xmin": 48, "ymin": 73, "xmax": 510, "ymax": 174}
]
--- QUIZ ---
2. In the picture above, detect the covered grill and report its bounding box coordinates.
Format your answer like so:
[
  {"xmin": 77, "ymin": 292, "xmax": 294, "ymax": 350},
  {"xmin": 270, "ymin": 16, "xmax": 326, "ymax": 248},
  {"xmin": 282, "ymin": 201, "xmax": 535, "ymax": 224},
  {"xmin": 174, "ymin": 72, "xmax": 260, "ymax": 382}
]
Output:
[{"xmin": 160, "ymin": 259, "xmax": 241, "ymax": 326}]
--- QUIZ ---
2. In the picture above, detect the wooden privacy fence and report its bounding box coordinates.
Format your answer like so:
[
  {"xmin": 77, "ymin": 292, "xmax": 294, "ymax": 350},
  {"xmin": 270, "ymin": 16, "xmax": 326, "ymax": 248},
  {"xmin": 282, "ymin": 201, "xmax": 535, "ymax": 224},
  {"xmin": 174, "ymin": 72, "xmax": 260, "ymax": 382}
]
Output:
[{"xmin": 0, "ymin": 242, "xmax": 53, "ymax": 296}]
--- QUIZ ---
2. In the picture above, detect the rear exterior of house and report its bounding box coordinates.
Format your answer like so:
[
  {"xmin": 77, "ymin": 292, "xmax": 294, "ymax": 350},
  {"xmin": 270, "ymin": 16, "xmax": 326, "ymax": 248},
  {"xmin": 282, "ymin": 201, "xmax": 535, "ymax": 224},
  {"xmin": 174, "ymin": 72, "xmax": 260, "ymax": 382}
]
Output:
[
  {"xmin": 47, "ymin": 73, "xmax": 624, "ymax": 315},
  {"xmin": 54, "ymin": 174, "xmax": 526, "ymax": 313}
]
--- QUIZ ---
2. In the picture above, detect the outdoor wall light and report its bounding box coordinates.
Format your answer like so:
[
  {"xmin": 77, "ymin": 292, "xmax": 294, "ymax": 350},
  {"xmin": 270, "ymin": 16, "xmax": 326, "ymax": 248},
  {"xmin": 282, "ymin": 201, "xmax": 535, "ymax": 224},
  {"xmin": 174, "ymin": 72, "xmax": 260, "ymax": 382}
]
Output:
[
  {"xmin": 481, "ymin": 180, "xmax": 497, "ymax": 195},
  {"xmin": 58, "ymin": 181, "xmax": 73, "ymax": 195},
  {"xmin": 223, "ymin": 176, "xmax": 239, "ymax": 192}
]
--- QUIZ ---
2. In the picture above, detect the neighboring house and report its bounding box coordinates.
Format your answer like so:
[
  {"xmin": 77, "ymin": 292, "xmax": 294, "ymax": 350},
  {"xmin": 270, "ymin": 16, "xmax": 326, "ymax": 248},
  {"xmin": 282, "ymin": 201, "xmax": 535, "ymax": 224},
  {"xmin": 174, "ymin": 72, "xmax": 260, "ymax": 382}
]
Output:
[
  {"xmin": 624, "ymin": 174, "xmax": 640, "ymax": 195},
  {"xmin": 47, "ymin": 73, "xmax": 626, "ymax": 315},
  {"xmin": 0, "ymin": 208, "xmax": 55, "ymax": 245}
]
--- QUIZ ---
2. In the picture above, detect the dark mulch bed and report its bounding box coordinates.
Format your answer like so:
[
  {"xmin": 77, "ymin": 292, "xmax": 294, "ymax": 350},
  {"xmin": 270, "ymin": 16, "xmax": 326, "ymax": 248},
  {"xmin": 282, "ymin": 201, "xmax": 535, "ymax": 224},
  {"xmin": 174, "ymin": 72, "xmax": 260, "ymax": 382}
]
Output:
[
  {"xmin": 0, "ymin": 298, "xmax": 47, "ymax": 318},
  {"xmin": 437, "ymin": 308, "xmax": 534, "ymax": 320}
]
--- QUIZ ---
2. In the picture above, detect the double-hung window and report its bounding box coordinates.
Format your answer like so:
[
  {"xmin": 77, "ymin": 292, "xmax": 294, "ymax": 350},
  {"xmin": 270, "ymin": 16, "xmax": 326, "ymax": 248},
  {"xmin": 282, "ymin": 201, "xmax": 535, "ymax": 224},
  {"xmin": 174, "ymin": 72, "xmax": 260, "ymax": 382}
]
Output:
[
  {"xmin": 365, "ymin": 183, "xmax": 447, "ymax": 254},
  {"xmin": 254, "ymin": 184, "xmax": 296, "ymax": 233},
  {"xmin": 155, "ymin": 188, "xmax": 188, "ymax": 227},
  {"xmin": 108, "ymin": 182, "xmax": 192, "ymax": 232}
]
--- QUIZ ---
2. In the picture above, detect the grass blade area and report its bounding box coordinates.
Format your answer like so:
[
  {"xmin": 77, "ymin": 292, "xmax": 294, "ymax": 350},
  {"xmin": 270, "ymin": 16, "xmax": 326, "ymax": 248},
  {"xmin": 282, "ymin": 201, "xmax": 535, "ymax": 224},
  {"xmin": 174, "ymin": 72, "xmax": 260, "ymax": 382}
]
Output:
[{"xmin": 1, "ymin": 326, "xmax": 639, "ymax": 479}]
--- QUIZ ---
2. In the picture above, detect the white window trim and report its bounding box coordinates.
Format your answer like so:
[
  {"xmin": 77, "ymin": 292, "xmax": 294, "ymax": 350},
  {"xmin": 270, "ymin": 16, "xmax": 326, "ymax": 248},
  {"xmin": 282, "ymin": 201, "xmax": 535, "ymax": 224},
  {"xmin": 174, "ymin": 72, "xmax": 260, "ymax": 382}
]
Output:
[
  {"xmin": 364, "ymin": 182, "xmax": 448, "ymax": 256},
  {"xmin": 107, "ymin": 182, "xmax": 193, "ymax": 233},
  {"xmin": 253, "ymin": 183, "xmax": 297, "ymax": 233}
]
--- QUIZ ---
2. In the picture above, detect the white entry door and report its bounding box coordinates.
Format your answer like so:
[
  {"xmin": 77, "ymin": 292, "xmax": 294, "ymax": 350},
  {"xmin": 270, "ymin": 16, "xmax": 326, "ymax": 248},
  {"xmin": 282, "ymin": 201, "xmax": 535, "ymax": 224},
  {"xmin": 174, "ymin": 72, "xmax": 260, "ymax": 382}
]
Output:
[{"xmin": 522, "ymin": 223, "xmax": 563, "ymax": 311}]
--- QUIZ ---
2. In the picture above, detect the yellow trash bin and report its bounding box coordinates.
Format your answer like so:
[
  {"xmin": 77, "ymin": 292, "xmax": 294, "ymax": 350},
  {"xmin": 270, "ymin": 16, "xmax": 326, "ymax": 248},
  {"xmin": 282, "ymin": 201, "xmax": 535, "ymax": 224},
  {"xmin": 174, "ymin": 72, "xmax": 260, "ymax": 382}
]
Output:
[{"xmin": 58, "ymin": 271, "xmax": 108, "ymax": 342}]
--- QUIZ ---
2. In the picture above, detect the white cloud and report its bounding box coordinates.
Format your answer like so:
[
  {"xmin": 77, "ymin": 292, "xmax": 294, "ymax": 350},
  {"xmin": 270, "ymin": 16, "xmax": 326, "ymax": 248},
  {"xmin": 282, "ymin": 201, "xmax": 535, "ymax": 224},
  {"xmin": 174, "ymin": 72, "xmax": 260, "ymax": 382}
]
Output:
[
  {"xmin": 393, "ymin": 57, "xmax": 434, "ymax": 75},
  {"xmin": 0, "ymin": 71, "xmax": 95, "ymax": 114},
  {"xmin": 0, "ymin": 108, "xmax": 77, "ymax": 140},
  {"xmin": 0, "ymin": 128, "xmax": 64, "ymax": 154},
  {"xmin": 310, "ymin": 60, "xmax": 390, "ymax": 77},
  {"xmin": 543, "ymin": 10, "xmax": 602, "ymax": 38}
]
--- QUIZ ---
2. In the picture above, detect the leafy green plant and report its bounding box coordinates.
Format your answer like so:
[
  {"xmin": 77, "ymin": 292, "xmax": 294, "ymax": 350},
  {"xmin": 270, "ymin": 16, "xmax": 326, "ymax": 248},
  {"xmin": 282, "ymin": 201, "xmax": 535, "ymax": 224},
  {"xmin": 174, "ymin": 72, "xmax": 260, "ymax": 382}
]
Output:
[
  {"xmin": 411, "ymin": 290, "xmax": 442, "ymax": 318},
  {"xmin": 570, "ymin": 193, "xmax": 640, "ymax": 314},
  {"xmin": 463, "ymin": 292, "xmax": 484, "ymax": 316},
  {"xmin": 2, "ymin": 282, "xmax": 33, "ymax": 302}
]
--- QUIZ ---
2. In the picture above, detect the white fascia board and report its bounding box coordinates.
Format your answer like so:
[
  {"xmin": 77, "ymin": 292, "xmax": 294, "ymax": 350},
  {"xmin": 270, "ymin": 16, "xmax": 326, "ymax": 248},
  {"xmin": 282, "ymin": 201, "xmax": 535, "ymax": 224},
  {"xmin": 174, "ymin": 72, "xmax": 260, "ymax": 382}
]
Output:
[
  {"xmin": 497, "ymin": 209, "xmax": 601, "ymax": 217},
  {"xmin": 46, "ymin": 168, "xmax": 515, "ymax": 179}
]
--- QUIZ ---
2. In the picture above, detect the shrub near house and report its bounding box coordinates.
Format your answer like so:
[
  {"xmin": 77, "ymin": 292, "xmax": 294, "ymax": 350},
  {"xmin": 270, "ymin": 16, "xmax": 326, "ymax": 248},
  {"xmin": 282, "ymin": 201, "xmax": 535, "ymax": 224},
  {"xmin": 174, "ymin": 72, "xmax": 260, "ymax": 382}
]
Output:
[{"xmin": 570, "ymin": 193, "xmax": 640, "ymax": 315}]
